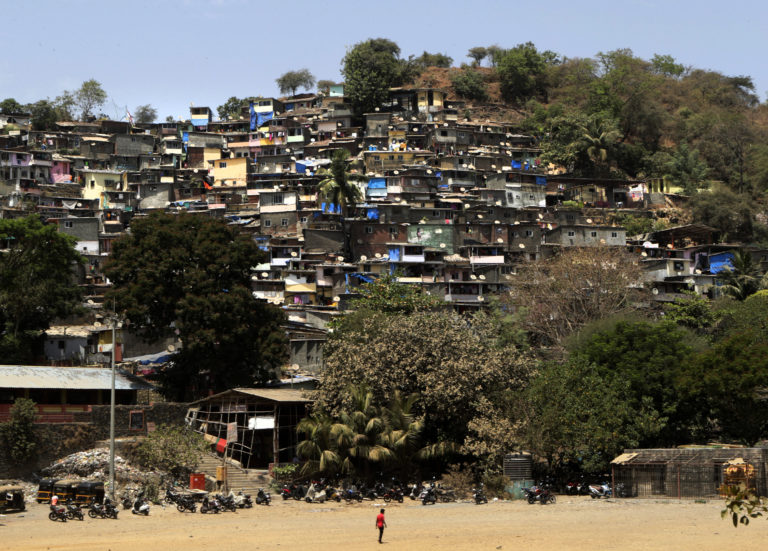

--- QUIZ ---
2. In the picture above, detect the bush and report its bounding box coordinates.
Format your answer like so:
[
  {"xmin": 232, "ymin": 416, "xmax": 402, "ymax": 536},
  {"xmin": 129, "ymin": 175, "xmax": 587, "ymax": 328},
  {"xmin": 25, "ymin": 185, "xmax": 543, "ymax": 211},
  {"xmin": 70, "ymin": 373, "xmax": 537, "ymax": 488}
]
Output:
[
  {"xmin": 133, "ymin": 425, "xmax": 208, "ymax": 479},
  {"xmin": 439, "ymin": 463, "xmax": 475, "ymax": 499},
  {"xmin": 0, "ymin": 398, "xmax": 37, "ymax": 463},
  {"xmin": 272, "ymin": 463, "xmax": 298, "ymax": 482},
  {"xmin": 451, "ymin": 68, "xmax": 488, "ymax": 102}
]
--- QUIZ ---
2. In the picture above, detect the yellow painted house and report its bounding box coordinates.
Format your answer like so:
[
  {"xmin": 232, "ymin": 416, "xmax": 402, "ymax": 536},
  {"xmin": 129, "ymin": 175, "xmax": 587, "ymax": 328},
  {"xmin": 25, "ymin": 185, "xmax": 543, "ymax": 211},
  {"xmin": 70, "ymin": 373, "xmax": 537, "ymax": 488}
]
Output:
[
  {"xmin": 208, "ymin": 156, "xmax": 249, "ymax": 186},
  {"xmin": 79, "ymin": 169, "xmax": 128, "ymax": 203}
]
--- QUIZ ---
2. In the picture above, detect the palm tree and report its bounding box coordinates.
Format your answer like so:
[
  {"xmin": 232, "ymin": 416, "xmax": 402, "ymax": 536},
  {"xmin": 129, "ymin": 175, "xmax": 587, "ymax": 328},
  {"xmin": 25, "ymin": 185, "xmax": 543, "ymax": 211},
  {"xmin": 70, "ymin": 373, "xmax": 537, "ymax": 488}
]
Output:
[
  {"xmin": 579, "ymin": 116, "xmax": 622, "ymax": 176},
  {"xmin": 317, "ymin": 149, "xmax": 364, "ymax": 219},
  {"xmin": 332, "ymin": 385, "xmax": 391, "ymax": 477},
  {"xmin": 718, "ymin": 248, "xmax": 763, "ymax": 301},
  {"xmin": 296, "ymin": 413, "xmax": 342, "ymax": 477}
]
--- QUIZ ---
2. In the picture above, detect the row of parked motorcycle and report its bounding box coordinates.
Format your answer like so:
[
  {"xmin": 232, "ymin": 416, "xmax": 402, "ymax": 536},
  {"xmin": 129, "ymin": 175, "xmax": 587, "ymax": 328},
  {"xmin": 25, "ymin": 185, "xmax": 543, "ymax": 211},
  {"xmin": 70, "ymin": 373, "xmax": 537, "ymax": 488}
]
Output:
[
  {"xmin": 163, "ymin": 486, "xmax": 272, "ymax": 513},
  {"xmin": 278, "ymin": 479, "xmax": 488, "ymax": 506},
  {"xmin": 48, "ymin": 497, "xmax": 121, "ymax": 521}
]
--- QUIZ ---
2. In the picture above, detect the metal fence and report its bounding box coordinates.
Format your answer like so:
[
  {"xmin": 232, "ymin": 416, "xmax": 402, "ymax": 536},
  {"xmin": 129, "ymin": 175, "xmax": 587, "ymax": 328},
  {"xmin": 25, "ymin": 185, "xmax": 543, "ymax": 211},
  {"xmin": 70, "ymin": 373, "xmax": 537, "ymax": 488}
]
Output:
[{"xmin": 612, "ymin": 462, "xmax": 767, "ymax": 500}]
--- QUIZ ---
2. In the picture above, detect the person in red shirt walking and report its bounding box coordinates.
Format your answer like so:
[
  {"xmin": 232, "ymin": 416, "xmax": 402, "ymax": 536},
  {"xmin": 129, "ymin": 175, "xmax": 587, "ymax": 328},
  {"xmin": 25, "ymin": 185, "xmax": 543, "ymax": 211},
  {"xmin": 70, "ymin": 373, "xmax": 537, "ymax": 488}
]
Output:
[{"xmin": 375, "ymin": 508, "xmax": 387, "ymax": 543}]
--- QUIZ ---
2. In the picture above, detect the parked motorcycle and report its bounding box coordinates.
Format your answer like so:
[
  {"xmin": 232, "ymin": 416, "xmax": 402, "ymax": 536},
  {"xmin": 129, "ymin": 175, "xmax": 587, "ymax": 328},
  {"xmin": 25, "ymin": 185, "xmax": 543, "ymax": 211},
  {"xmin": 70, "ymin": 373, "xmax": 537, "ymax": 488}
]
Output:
[
  {"xmin": 304, "ymin": 482, "xmax": 327, "ymax": 503},
  {"xmin": 176, "ymin": 495, "xmax": 197, "ymax": 513},
  {"xmin": 255, "ymin": 488, "xmax": 271, "ymax": 505},
  {"xmin": 588, "ymin": 482, "xmax": 612, "ymax": 499},
  {"xmin": 88, "ymin": 498, "xmax": 119, "ymax": 519},
  {"xmin": 230, "ymin": 490, "xmax": 253, "ymax": 508},
  {"xmin": 65, "ymin": 500, "xmax": 84, "ymax": 520},
  {"xmin": 200, "ymin": 495, "xmax": 222, "ymax": 514},
  {"xmin": 522, "ymin": 486, "xmax": 556, "ymax": 505},
  {"xmin": 132, "ymin": 497, "xmax": 150, "ymax": 516},
  {"xmin": 420, "ymin": 484, "xmax": 437, "ymax": 506},
  {"xmin": 48, "ymin": 503, "xmax": 68, "ymax": 522},
  {"xmin": 473, "ymin": 483, "xmax": 488, "ymax": 504},
  {"xmin": 342, "ymin": 486, "xmax": 364, "ymax": 503},
  {"xmin": 164, "ymin": 487, "xmax": 182, "ymax": 504}
]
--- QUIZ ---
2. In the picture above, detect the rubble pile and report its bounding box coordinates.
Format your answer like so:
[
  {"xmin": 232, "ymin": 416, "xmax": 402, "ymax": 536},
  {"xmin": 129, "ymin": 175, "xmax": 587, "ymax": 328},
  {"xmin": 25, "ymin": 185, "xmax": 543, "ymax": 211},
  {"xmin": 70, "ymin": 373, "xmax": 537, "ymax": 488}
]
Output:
[{"xmin": 41, "ymin": 447, "xmax": 161, "ymax": 484}]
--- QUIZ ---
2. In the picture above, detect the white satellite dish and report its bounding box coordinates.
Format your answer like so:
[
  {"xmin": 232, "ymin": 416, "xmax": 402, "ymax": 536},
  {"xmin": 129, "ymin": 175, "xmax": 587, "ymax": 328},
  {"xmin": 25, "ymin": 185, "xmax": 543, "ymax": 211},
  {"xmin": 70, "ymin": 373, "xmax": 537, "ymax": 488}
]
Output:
[
  {"xmin": 514, "ymin": 221, "xmax": 520, "ymax": 225},
  {"xmin": 333, "ymin": 296, "xmax": 341, "ymax": 302},
  {"xmin": 426, "ymin": 169, "xmax": 432, "ymax": 174},
  {"xmin": 251, "ymin": 275, "xmax": 258, "ymax": 281},
  {"xmin": 375, "ymin": 253, "xmax": 382, "ymax": 258},
  {"xmin": 641, "ymin": 251, "xmax": 648, "ymax": 257},
  {"xmin": 460, "ymin": 187, "xmax": 466, "ymax": 192},
  {"xmin": 586, "ymin": 218, "xmax": 593, "ymax": 224},
  {"xmin": 470, "ymin": 274, "xmax": 477, "ymax": 280},
  {"xmin": 360, "ymin": 255, "xmax": 367, "ymax": 261},
  {"xmin": 494, "ymin": 220, "xmax": 500, "ymax": 224},
  {"xmin": 491, "ymin": 164, "xmax": 496, "ymax": 169},
  {"xmin": 440, "ymin": 243, "xmax": 446, "ymax": 248},
  {"xmin": 338, "ymin": 256, "xmax": 344, "ymax": 262},
  {"xmin": 519, "ymin": 243, "xmax": 526, "ymax": 249},
  {"xmin": 94, "ymin": 321, "xmax": 102, "ymax": 327},
  {"xmin": 652, "ymin": 288, "xmax": 659, "ymax": 295},
  {"xmin": 464, "ymin": 203, "xmax": 471, "ymax": 208},
  {"xmin": 261, "ymin": 272, "xmax": 269, "ymax": 277},
  {"xmin": 477, "ymin": 296, "xmax": 484, "ymax": 302},
  {"xmin": 479, "ymin": 274, "xmax": 486, "ymax": 280},
  {"xmin": 394, "ymin": 170, "xmax": 399, "ymax": 175},
  {"xmin": 87, "ymin": 299, "xmax": 94, "ymax": 305},
  {"xmin": 497, "ymin": 238, "xmax": 504, "ymax": 243},
  {"xmin": 538, "ymin": 213, "xmax": 544, "ymax": 219},
  {"xmin": 167, "ymin": 344, "xmax": 176, "ymax": 352},
  {"xmin": 478, "ymin": 214, "xmax": 483, "ymax": 219},
  {"xmin": 291, "ymin": 251, "xmax": 298, "ymax": 257}
]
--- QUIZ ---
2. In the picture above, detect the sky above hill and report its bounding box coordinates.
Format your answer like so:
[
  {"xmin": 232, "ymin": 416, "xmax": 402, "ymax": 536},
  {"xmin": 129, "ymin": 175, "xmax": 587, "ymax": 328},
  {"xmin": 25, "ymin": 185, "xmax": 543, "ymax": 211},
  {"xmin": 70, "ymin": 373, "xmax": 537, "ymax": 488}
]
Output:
[{"xmin": 2, "ymin": 0, "xmax": 766, "ymax": 121}]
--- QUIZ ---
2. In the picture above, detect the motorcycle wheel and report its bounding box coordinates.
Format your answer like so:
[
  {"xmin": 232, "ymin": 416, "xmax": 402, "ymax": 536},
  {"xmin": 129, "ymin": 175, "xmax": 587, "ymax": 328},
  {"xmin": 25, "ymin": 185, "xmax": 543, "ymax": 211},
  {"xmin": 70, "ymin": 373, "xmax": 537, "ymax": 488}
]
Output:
[
  {"xmin": 88, "ymin": 509, "xmax": 99, "ymax": 519},
  {"xmin": 383, "ymin": 496, "xmax": 391, "ymax": 503},
  {"xmin": 590, "ymin": 494, "xmax": 597, "ymax": 499},
  {"xmin": 357, "ymin": 496, "xmax": 363, "ymax": 503},
  {"xmin": 483, "ymin": 498, "xmax": 488, "ymax": 504},
  {"xmin": 48, "ymin": 511, "xmax": 57, "ymax": 521},
  {"xmin": 527, "ymin": 496, "xmax": 535, "ymax": 504},
  {"xmin": 398, "ymin": 496, "xmax": 403, "ymax": 503},
  {"xmin": 549, "ymin": 495, "xmax": 557, "ymax": 504},
  {"xmin": 112, "ymin": 511, "xmax": 119, "ymax": 519},
  {"xmin": 422, "ymin": 500, "xmax": 427, "ymax": 506},
  {"xmin": 66, "ymin": 511, "xmax": 75, "ymax": 520},
  {"xmin": 177, "ymin": 504, "xmax": 185, "ymax": 512},
  {"xmin": 200, "ymin": 506, "xmax": 207, "ymax": 514},
  {"xmin": 305, "ymin": 497, "xmax": 312, "ymax": 503},
  {"xmin": 245, "ymin": 502, "xmax": 253, "ymax": 508}
]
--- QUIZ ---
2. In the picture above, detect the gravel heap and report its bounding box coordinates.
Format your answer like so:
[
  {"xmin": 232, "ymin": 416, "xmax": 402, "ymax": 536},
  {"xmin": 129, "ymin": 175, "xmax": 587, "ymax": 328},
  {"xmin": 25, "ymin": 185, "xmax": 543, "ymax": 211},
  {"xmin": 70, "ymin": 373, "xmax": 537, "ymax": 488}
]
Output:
[{"xmin": 40, "ymin": 447, "xmax": 160, "ymax": 485}]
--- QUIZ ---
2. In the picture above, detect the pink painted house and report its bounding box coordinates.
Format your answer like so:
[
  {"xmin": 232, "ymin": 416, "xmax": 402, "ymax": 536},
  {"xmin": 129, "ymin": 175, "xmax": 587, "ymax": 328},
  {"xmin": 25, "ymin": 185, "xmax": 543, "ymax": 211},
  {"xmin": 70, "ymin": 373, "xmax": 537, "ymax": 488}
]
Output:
[{"xmin": 50, "ymin": 154, "xmax": 72, "ymax": 183}]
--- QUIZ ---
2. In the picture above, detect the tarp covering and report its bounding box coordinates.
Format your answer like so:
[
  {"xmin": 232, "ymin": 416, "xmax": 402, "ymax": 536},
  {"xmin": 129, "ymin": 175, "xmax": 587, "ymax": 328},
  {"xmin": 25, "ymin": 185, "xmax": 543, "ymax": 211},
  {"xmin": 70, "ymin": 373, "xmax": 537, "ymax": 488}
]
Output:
[{"xmin": 709, "ymin": 252, "xmax": 734, "ymax": 274}]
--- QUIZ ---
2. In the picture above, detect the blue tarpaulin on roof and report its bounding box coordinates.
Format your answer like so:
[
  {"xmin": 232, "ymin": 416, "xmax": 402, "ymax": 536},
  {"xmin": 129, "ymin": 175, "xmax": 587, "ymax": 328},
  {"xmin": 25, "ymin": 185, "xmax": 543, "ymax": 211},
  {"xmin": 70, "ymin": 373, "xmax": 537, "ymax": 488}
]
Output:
[
  {"xmin": 257, "ymin": 111, "xmax": 273, "ymax": 127},
  {"xmin": 709, "ymin": 252, "xmax": 734, "ymax": 274},
  {"xmin": 388, "ymin": 247, "xmax": 401, "ymax": 261},
  {"xmin": 367, "ymin": 178, "xmax": 386, "ymax": 189},
  {"xmin": 366, "ymin": 208, "xmax": 379, "ymax": 220},
  {"xmin": 296, "ymin": 161, "xmax": 307, "ymax": 174},
  {"xmin": 536, "ymin": 176, "xmax": 547, "ymax": 186},
  {"xmin": 511, "ymin": 160, "xmax": 522, "ymax": 168},
  {"xmin": 249, "ymin": 102, "xmax": 256, "ymax": 131}
]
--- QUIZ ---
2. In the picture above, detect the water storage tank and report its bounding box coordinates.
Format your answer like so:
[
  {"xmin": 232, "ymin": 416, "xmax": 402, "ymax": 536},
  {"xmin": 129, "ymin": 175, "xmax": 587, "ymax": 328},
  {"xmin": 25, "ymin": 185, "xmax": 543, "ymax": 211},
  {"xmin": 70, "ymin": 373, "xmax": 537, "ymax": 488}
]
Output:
[{"xmin": 503, "ymin": 453, "xmax": 532, "ymax": 480}]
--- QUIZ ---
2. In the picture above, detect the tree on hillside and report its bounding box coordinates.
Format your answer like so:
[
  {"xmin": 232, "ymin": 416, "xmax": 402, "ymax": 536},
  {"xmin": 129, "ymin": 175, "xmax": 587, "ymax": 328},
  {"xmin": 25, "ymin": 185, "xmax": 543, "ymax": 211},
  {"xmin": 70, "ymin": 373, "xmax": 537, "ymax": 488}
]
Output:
[
  {"xmin": 467, "ymin": 47, "xmax": 487, "ymax": 67},
  {"xmin": 0, "ymin": 216, "xmax": 83, "ymax": 363},
  {"xmin": 689, "ymin": 189, "xmax": 766, "ymax": 243},
  {"xmin": 317, "ymin": 149, "xmax": 365, "ymax": 218},
  {"xmin": 508, "ymin": 246, "xmax": 644, "ymax": 346},
  {"xmin": 664, "ymin": 142, "xmax": 709, "ymax": 194},
  {"xmin": 276, "ymin": 69, "xmax": 316, "ymax": 97},
  {"xmin": 133, "ymin": 104, "xmax": 157, "ymax": 124},
  {"xmin": 73, "ymin": 79, "xmax": 107, "ymax": 120},
  {"xmin": 651, "ymin": 54, "xmax": 686, "ymax": 78},
  {"xmin": 54, "ymin": 91, "xmax": 76, "ymax": 121},
  {"xmin": 350, "ymin": 272, "xmax": 441, "ymax": 315},
  {"xmin": 342, "ymin": 38, "xmax": 410, "ymax": 116},
  {"xmin": 717, "ymin": 249, "xmax": 764, "ymax": 301},
  {"xmin": 414, "ymin": 51, "xmax": 453, "ymax": 69},
  {"xmin": 104, "ymin": 213, "xmax": 287, "ymax": 400},
  {"xmin": 497, "ymin": 42, "xmax": 558, "ymax": 104},
  {"xmin": 451, "ymin": 68, "xmax": 488, "ymax": 102},
  {"xmin": 27, "ymin": 99, "xmax": 60, "ymax": 130},
  {"xmin": 0, "ymin": 98, "xmax": 24, "ymax": 114},
  {"xmin": 580, "ymin": 114, "xmax": 623, "ymax": 175}
]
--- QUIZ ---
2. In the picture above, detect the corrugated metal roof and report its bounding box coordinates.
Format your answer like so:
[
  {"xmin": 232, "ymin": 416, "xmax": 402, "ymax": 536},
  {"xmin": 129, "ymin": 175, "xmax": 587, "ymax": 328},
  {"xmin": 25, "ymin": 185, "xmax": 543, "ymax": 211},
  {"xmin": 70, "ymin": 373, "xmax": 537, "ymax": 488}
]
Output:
[
  {"xmin": 0, "ymin": 366, "xmax": 154, "ymax": 390},
  {"xmin": 191, "ymin": 387, "xmax": 313, "ymax": 405}
]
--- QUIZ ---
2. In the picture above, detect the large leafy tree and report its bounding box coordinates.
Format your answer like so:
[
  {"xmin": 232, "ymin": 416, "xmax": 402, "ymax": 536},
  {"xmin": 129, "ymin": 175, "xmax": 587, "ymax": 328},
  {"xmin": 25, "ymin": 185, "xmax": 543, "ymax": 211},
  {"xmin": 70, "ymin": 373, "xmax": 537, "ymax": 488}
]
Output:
[
  {"xmin": 520, "ymin": 359, "xmax": 663, "ymax": 473},
  {"xmin": 0, "ymin": 98, "xmax": 24, "ymax": 114},
  {"xmin": 342, "ymin": 38, "xmax": 409, "ymax": 117},
  {"xmin": 717, "ymin": 249, "xmax": 765, "ymax": 300},
  {"xmin": 0, "ymin": 216, "xmax": 83, "ymax": 363},
  {"xmin": 133, "ymin": 104, "xmax": 157, "ymax": 124},
  {"xmin": 496, "ymin": 42, "xmax": 558, "ymax": 103},
  {"xmin": 568, "ymin": 318, "xmax": 709, "ymax": 446},
  {"xmin": 276, "ymin": 69, "xmax": 316, "ymax": 97},
  {"xmin": 317, "ymin": 309, "xmax": 532, "ymax": 455},
  {"xmin": 104, "ymin": 213, "xmax": 287, "ymax": 400},
  {"xmin": 73, "ymin": 79, "xmax": 107, "ymax": 120}
]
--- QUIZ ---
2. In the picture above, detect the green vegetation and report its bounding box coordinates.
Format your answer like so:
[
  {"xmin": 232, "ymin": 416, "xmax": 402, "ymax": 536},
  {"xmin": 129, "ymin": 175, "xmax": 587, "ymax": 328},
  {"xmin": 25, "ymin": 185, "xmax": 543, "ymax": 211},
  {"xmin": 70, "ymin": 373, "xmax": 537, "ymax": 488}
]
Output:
[
  {"xmin": 0, "ymin": 398, "xmax": 38, "ymax": 463},
  {"xmin": 133, "ymin": 425, "xmax": 208, "ymax": 479},
  {"xmin": 276, "ymin": 69, "xmax": 316, "ymax": 97},
  {"xmin": 105, "ymin": 213, "xmax": 287, "ymax": 400},
  {"xmin": 450, "ymin": 68, "xmax": 488, "ymax": 102},
  {"xmin": 0, "ymin": 216, "xmax": 83, "ymax": 363}
]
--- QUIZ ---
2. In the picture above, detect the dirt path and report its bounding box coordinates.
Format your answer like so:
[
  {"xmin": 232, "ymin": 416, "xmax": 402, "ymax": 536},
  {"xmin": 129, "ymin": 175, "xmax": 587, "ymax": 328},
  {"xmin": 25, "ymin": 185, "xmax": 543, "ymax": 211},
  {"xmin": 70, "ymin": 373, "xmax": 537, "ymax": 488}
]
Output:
[{"xmin": 4, "ymin": 496, "xmax": 767, "ymax": 551}]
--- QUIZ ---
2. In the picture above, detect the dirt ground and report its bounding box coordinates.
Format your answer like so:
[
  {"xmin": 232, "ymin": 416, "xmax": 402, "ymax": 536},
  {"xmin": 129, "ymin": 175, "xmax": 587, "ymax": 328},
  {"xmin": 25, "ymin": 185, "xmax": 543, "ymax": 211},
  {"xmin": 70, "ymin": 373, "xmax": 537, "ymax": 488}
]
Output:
[{"xmin": 3, "ymin": 495, "xmax": 768, "ymax": 551}]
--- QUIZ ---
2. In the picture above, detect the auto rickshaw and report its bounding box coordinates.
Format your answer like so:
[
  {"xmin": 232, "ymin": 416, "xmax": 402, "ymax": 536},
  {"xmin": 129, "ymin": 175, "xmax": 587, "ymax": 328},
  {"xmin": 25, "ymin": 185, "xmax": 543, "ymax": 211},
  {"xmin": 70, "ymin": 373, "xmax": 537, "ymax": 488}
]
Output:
[
  {"xmin": 0, "ymin": 485, "xmax": 25, "ymax": 511},
  {"xmin": 36, "ymin": 478, "xmax": 59, "ymax": 503},
  {"xmin": 52, "ymin": 479, "xmax": 79, "ymax": 503},
  {"xmin": 75, "ymin": 481, "xmax": 104, "ymax": 504}
]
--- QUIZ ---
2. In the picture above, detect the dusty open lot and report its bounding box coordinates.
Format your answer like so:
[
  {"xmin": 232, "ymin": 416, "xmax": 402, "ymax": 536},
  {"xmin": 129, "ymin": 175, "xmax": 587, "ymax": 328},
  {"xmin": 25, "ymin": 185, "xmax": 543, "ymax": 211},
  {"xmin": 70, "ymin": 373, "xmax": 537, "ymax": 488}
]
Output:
[{"xmin": 3, "ymin": 495, "xmax": 768, "ymax": 551}]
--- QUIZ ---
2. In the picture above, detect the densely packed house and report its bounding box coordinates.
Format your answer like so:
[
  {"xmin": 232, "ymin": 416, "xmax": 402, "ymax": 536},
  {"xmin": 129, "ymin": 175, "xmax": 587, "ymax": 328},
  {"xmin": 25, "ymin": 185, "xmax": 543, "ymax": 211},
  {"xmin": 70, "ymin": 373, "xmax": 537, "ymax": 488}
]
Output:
[{"xmin": 5, "ymin": 86, "xmax": 759, "ymax": 379}]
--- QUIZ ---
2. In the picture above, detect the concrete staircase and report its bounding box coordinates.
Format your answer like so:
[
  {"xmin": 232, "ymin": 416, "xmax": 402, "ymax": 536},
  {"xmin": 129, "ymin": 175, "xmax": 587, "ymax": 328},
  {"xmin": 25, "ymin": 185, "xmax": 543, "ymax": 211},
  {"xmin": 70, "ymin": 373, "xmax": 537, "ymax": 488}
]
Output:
[{"xmin": 195, "ymin": 453, "xmax": 272, "ymax": 494}]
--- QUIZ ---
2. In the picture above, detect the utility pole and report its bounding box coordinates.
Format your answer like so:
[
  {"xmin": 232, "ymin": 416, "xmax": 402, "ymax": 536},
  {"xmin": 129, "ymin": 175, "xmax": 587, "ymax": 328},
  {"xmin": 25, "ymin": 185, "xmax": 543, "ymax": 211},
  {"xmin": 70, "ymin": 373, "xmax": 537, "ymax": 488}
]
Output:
[{"xmin": 109, "ymin": 300, "xmax": 117, "ymax": 501}]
